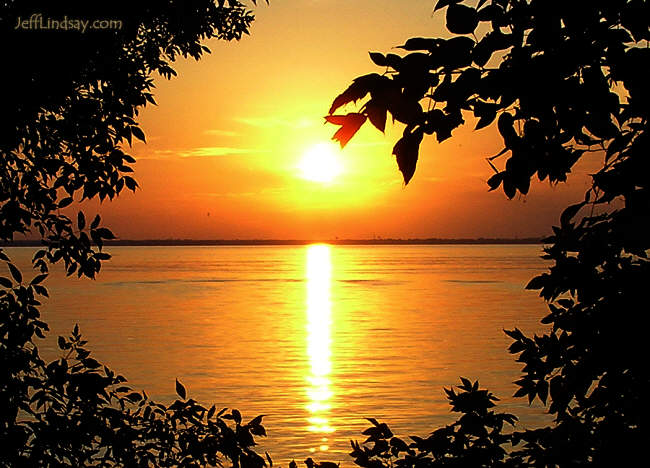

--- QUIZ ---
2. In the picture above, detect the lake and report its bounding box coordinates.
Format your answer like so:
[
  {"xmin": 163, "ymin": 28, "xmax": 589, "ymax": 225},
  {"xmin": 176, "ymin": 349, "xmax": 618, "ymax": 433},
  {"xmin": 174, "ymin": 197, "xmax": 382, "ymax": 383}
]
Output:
[{"xmin": 5, "ymin": 244, "xmax": 551, "ymax": 464}]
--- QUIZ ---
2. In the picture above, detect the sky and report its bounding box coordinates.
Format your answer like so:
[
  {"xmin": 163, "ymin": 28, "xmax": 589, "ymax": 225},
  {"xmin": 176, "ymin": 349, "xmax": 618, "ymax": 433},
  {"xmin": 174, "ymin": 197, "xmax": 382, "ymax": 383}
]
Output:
[{"xmin": 84, "ymin": 0, "xmax": 599, "ymax": 240}]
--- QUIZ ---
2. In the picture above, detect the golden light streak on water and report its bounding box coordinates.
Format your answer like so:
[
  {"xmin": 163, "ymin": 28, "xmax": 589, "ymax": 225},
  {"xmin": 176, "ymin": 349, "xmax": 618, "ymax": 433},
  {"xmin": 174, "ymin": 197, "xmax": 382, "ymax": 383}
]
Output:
[{"xmin": 305, "ymin": 244, "xmax": 335, "ymax": 443}]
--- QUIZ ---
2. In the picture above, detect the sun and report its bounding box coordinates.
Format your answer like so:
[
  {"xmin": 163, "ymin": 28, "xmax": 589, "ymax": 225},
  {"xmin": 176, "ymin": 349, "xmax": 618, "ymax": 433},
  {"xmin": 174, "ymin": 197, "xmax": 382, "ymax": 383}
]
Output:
[{"xmin": 299, "ymin": 143, "xmax": 342, "ymax": 183}]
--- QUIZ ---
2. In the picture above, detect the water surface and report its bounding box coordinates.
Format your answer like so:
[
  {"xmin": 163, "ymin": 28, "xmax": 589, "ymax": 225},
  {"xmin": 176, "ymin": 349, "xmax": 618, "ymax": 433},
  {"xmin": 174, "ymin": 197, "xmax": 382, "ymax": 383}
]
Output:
[{"xmin": 6, "ymin": 244, "xmax": 550, "ymax": 463}]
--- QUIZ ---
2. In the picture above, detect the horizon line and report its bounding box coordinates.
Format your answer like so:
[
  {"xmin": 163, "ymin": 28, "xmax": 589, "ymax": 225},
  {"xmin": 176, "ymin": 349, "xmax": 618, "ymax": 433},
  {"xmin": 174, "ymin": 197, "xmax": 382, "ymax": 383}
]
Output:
[{"xmin": 2, "ymin": 237, "xmax": 546, "ymax": 247}]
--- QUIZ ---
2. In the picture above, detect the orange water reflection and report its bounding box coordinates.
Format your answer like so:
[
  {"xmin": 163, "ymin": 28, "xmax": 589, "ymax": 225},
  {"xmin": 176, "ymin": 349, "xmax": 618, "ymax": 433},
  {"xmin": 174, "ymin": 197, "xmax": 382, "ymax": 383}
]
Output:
[{"xmin": 305, "ymin": 244, "xmax": 334, "ymax": 452}]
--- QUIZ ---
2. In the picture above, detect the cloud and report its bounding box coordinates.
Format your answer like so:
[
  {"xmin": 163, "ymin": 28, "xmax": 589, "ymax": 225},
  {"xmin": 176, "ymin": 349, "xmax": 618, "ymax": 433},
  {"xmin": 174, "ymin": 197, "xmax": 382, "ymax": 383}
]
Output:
[
  {"xmin": 150, "ymin": 147, "xmax": 265, "ymax": 158},
  {"xmin": 183, "ymin": 147, "xmax": 256, "ymax": 157},
  {"xmin": 203, "ymin": 129, "xmax": 240, "ymax": 137},
  {"xmin": 188, "ymin": 191, "xmax": 259, "ymax": 199},
  {"xmin": 188, "ymin": 186, "xmax": 288, "ymax": 200},
  {"xmin": 234, "ymin": 116, "xmax": 315, "ymax": 129}
]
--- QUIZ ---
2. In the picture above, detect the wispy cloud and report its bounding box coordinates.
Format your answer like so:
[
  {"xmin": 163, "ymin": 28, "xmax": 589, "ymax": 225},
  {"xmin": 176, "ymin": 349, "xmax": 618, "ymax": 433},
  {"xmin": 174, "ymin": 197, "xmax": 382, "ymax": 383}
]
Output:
[
  {"xmin": 189, "ymin": 187, "xmax": 288, "ymax": 199},
  {"xmin": 235, "ymin": 116, "xmax": 315, "ymax": 129},
  {"xmin": 151, "ymin": 146, "xmax": 265, "ymax": 158},
  {"xmin": 189, "ymin": 191, "xmax": 258, "ymax": 199},
  {"xmin": 184, "ymin": 147, "xmax": 256, "ymax": 157},
  {"xmin": 203, "ymin": 129, "xmax": 240, "ymax": 137}
]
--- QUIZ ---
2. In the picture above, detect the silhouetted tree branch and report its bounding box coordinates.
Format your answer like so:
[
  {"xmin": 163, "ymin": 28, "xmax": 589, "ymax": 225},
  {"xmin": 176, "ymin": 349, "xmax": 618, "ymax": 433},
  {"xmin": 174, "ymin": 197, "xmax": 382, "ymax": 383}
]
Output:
[
  {"xmin": 325, "ymin": 0, "xmax": 649, "ymax": 465},
  {"xmin": 1, "ymin": 2, "xmax": 271, "ymax": 466}
]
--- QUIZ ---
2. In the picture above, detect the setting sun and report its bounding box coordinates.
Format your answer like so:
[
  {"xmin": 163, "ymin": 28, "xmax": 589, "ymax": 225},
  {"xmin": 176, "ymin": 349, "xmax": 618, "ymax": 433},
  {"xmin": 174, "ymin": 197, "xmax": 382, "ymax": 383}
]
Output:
[{"xmin": 299, "ymin": 143, "xmax": 342, "ymax": 184}]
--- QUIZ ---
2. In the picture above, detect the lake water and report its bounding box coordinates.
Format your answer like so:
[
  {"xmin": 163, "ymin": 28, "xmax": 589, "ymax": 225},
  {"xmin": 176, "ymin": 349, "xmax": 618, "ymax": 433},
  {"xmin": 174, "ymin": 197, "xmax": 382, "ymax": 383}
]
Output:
[{"xmin": 5, "ymin": 244, "xmax": 551, "ymax": 464}]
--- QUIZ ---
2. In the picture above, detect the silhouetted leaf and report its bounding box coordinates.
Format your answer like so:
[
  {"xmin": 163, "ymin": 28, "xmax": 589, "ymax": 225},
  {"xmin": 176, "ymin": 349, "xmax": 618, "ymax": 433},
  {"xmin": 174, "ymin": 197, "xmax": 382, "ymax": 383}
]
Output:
[
  {"xmin": 30, "ymin": 274, "xmax": 47, "ymax": 285},
  {"xmin": 446, "ymin": 5, "xmax": 479, "ymax": 35},
  {"xmin": 392, "ymin": 129, "xmax": 424, "ymax": 185},
  {"xmin": 385, "ymin": 53, "xmax": 403, "ymax": 69},
  {"xmin": 434, "ymin": 0, "xmax": 460, "ymax": 11},
  {"xmin": 0, "ymin": 277, "xmax": 11, "ymax": 288},
  {"xmin": 127, "ymin": 392, "xmax": 143, "ymax": 402},
  {"xmin": 497, "ymin": 112, "xmax": 514, "ymax": 137},
  {"xmin": 369, "ymin": 52, "xmax": 387, "ymax": 66},
  {"xmin": 366, "ymin": 417, "xmax": 380, "ymax": 426},
  {"xmin": 131, "ymin": 126, "xmax": 146, "ymax": 143},
  {"xmin": 8, "ymin": 263, "xmax": 22, "ymax": 283},
  {"xmin": 526, "ymin": 274, "xmax": 548, "ymax": 290},
  {"xmin": 487, "ymin": 172, "xmax": 504, "ymax": 191},
  {"xmin": 124, "ymin": 176, "xmax": 138, "ymax": 191},
  {"xmin": 95, "ymin": 228, "xmax": 116, "ymax": 240},
  {"xmin": 439, "ymin": 37, "xmax": 475, "ymax": 69},
  {"xmin": 387, "ymin": 97, "xmax": 423, "ymax": 125},
  {"xmin": 32, "ymin": 250, "xmax": 46, "ymax": 262},
  {"xmin": 248, "ymin": 414, "xmax": 265, "ymax": 426},
  {"xmin": 84, "ymin": 358, "xmax": 101, "ymax": 369},
  {"xmin": 329, "ymin": 74, "xmax": 384, "ymax": 114},
  {"xmin": 474, "ymin": 103, "xmax": 497, "ymax": 130},
  {"xmin": 232, "ymin": 408, "xmax": 242, "ymax": 425},
  {"xmin": 326, "ymin": 113, "xmax": 367, "ymax": 148},
  {"xmin": 503, "ymin": 175, "xmax": 516, "ymax": 198},
  {"xmin": 513, "ymin": 387, "xmax": 528, "ymax": 398},
  {"xmin": 364, "ymin": 100, "xmax": 387, "ymax": 133},
  {"xmin": 175, "ymin": 378, "xmax": 187, "ymax": 399},
  {"xmin": 77, "ymin": 211, "xmax": 85, "ymax": 230},
  {"xmin": 397, "ymin": 37, "xmax": 440, "ymax": 51},
  {"xmin": 517, "ymin": 174, "xmax": 530, "ymax": 195}
]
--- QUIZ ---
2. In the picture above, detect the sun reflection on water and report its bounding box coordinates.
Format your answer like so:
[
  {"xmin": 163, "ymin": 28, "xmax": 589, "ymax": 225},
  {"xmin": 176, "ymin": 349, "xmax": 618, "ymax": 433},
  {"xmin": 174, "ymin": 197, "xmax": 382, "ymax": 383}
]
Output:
[{"xmin": 305, "ymin": 244, "xmax": 335, "ymax": 443}]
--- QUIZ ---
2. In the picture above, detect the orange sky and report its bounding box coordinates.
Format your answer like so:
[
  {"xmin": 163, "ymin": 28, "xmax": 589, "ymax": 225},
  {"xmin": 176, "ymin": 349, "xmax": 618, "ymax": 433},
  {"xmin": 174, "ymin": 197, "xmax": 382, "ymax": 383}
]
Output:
[{"xmin": 83, "ymin": 1, "xmax": 599, "ymax": 240}]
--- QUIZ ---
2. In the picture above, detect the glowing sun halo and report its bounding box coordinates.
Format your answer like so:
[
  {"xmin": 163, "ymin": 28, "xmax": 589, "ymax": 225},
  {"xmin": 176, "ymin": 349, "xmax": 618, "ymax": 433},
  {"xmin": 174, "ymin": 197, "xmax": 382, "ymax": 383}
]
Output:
[{"xmin": 299, "ymin": 143, "xmax": 342, "ymax": 183}]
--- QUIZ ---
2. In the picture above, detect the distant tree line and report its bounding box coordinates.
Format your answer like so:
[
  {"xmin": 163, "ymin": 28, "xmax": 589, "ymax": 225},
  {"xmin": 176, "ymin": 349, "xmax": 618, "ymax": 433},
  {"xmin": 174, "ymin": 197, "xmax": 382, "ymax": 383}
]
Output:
[{"xmin": 1, "ymin": 238, "xmax": 544, "ymax": 247}]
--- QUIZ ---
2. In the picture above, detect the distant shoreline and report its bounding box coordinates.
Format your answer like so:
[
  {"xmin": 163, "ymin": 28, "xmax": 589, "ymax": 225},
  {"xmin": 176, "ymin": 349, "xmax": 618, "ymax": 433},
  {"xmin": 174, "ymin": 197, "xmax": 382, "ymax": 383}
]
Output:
[{"xmin": 1, "ymin": 238, "xmax": 545, "ymax": 247}]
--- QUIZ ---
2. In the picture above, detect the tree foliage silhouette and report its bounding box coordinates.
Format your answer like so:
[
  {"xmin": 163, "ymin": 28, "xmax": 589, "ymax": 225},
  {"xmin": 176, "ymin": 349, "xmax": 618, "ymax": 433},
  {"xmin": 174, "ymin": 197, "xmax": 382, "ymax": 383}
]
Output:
[
  {"xmin": 3, "ymin": 0, "xmax": 649, "ymax": 466},
  {"xmin": 1, "ymin": 2, "xmax": 271, "ymax": 466},
  {"xmin": 325, "ymin": 0, "xmax": 648, "ymax": 465}
]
